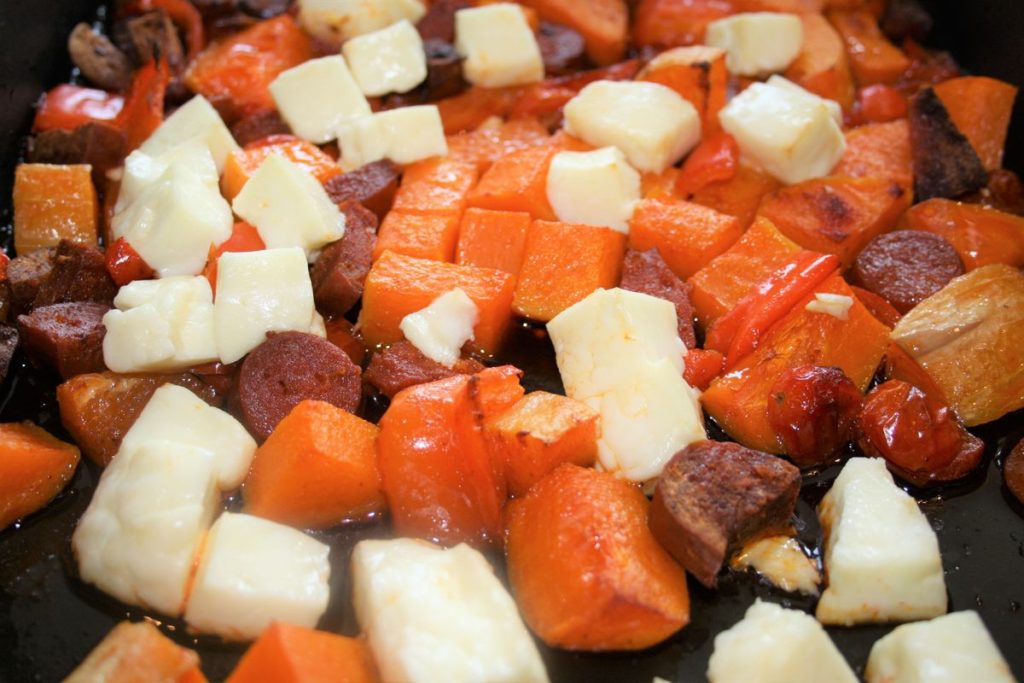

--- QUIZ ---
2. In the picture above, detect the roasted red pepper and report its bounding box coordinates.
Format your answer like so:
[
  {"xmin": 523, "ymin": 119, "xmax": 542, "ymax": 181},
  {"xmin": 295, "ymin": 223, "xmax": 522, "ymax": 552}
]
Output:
[
  {"xmin": 117, "ymin": 58, "xmax": 170, "ymax": 153},
  {"xmin": 682, "ymin": 348, "xmax": 724, "ymax": 392},
  {"xmin": 105, "ymin": 237, "xmax": 156, "ymax": 286},
  {"xmin": 203, "ymin": 222, "xmax": 266, "ymax": 294},
  {"xmin": 674, "ymin": 132, "xmax": 739, "ymax": 197},
  {"xmin": 33, "ymin": 85, "xmax": 124, "ymax": 132}
]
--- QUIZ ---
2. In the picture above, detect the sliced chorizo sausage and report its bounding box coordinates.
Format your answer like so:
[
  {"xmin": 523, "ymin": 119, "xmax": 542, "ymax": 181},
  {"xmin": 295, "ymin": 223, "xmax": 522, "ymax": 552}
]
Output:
[
  {"xmin": 33, "ymin": 240, "xmax": 118, "ymax": 309},
  {"xmin": 619, "ymin": 248, "xmax": 697, "ymax": 348},
  {"xmin": 323, "ymin": 159, "xmax": 399, "ymax": 220},
  {"xmin": 536, "ymin": 22, "xmax": 588, "ymax": 76},
  {"xmin": 230, "ymin": 110, "xmax": 291, "ymax": 147},
  {"xmin": 311, "ymin": 201, "xmax": 377, "ymax": 317},
  {"xmin": 8, "ymin": 248, "xmax": 56, "ymax": 315},
  {"xmin": 363, "ymin": 340, "xmax": 485, "ymax": 399},
  {"xmin": 17, "ymin": 301, "xmax": 109, "ymax": 379},
  {"xmin": 852, "ymin": 230, "xmax": 964, "ymax": 313}
]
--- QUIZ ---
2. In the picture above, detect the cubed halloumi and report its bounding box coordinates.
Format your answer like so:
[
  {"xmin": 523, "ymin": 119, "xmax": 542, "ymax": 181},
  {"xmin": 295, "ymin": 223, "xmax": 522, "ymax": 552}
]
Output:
[
  {"xmin": 232, "ymin": 154, "xmax": 345, "ymax": 258},
  {"xmin": 116, "ymin": 140, "xmax": 219, "ymax": 214},
  {"xmin": 400, "ymin": 288, "xmax": 479, "ymax": 368},
  {"xmin": 766, "ymin": 75, "xmax": 842, "ymax": 127},
  {"xmin": 865, "ymin": 611, "xmax": 1015, "ymax": 683},
  {"xmin": 805, "ymin": 293, "xmax": 853, "ymax": 320},
  {"xmin": 719, "ymin": 79, "xmax": 845, "ymax": 185},
  {"xmin": 269, "ymin": 56, "xmax": 371, "ymax": 144},
  {"xmin": 707, "ymin": 600, "xmax": 857, "ymax": 683},
  {"xmin": 297, "ymin": 0, "xmax": 426, "ymax": 43},
  {"xmin": 183, "ymin": 513, "xmax": 331, "ymax": 640},
  {"xmin": 138, "ymin": 95, "xmax": 240, "ymax": 173},
  {"xmin": 454, "ymin": 4, "xmax": 544, "ymax": 88},
  {"xmin": 705, "ymin": 12, "xmax": 804, "ymax": 77},
  {"xmin": 343, "ymin": 19, "xmax": 427, "ymax": 96},
  {"xmin": 816, "ymin": 458, "xmax": 947, "ymax": 625},
  {"xmin": 563, "ymin": 80, "xmax": 701, "ymax": 173},
  {"xmin": 351, "ymin": 538, "xmax": 549, "ymax": 683},
  {"xmin": 213, "ymin": 248, "xmax": 319, "ymax": 364},
  {"xmin": 546, "ymin": 146, "xmax": 641, "ymax": 234},
  {"xmin": 336, "ymin": 105, "xmax": 447, "ymax": 169}
]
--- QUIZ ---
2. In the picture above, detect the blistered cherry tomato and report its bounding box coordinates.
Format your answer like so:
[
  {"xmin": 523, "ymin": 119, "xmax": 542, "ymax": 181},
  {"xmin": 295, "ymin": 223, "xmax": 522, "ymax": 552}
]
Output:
[{"xmin": 855, "ymin": 84, "xmax": 908, "ymax": 124}]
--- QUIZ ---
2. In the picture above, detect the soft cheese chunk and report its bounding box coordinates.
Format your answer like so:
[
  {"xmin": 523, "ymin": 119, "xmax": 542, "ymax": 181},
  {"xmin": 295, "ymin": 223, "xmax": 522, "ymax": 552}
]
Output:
[
  {"xmin": 816, "ymin": 458, "xmax": 947, "ymax": 625},
  {"xmin": 719, "ymin": 79, "xmax": 845, "ymax": 184},
  {"xmin": 546, "ymin": 147, "xmax": 641, "ymax": 233},
  {"xmin": 454, "ymin": 4, "xmax": 543, "ymax": 88},
  {"xmin": 336, "ymin": 106, "xmax": 447, "ymax": 169},
  {"xmin": 103, "ymin": 276, "xmax": 218, "ymax": 373},
  {"xmin": 139, "ymin": 95, "xmax": 240, "ymax": 173},
  {"xmin": 766, "ymin": 75, "xmax": 842, "ymax": 126},
  {"xmin": 183, "ymin": 513, "xmax": 331, "ymax": 640},
  {"xmin": 865, "ymin": 611, "xmax": 1015, "ymax": 683},
  {"xmin": 269, "ymin": 56, "xmax": 371, "ymax": 143},
  {"xmin": 232, "ymin": 154, "xmax": 346, "ymax": 257},
  {"xmin": 400, "ymin": 288, "xmax": 479, "ymax": 368},
  {"xmin": 117, "ymin": 140, "xmax": 220, "ymax": 213},
  {"xmin": 805, "ymin": 293, "xmax": 853, "ymax": 320},
  {"xmin": 213, "ymin": 248, "xmax": 319, "ymax": 364},
  {"xmin": 351, "ymin": 538, "xmax": 549, "ymax": 683},
  {"xmin": 343, "ymin": 19, "xmax": 427, "ymax": 96},
  {"xmin": 705, "ymin": 12, "xmax": 804, "ymax": 77},
  {"xmin": 708, "ymin": 600, "xmax": 857, "ymax": 683},
  {"xmin": 298, "ymin": 0, "xmax": 426, "ymax": 43},
  {"xmin": 563, "ymin": 80, "xmax": 701, "ymax": 173}
]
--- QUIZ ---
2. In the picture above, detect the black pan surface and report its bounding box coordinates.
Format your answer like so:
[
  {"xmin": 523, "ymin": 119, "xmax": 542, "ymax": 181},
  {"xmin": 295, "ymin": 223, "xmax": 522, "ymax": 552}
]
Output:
[{"xmin": 1, "ymin": 2, "xmax": 1023, "ymax": 681}]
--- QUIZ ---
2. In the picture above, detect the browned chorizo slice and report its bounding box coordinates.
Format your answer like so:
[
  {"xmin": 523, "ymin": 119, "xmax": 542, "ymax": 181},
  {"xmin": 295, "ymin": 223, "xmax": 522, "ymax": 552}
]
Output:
[
  {"xmin": 17, "ymin": 302, "xmax": 108, "ymax": 379},
  {"xmin": 237, "ymin": 331, "xmax": 362, "ymax": 440},
  {"xmin": 619, "ymin": 248, "xmax": 697, "ymax": 349},
  {"xmin": 67, "ymin": 23, "xmax": 133, "ymax": 91},
  {"xmin": 323, "ymin": 159, "xmax": 399, "ymax": 220},
  {"xmin": 33, "ymin": 240, "xmax": 118, "ymax": 309},
  {"xmin": 126, "ymin": 10, "xmax": 184, "ymax": 71},
  {"xmin": 416, "ymin": 0, "xmax": 472, "ymax": 42},
  {"xmin": 422, "ymin": 39, "xmax": 466, "ymax": 102},
  {"xmin": 28, "ymin": 124, "xmax": 126, "ymax": 184},
  {"xmin": 909, "ymin": 87, "xmax": 988, "ymax": 201},
  {"xmin": 852, "ymin": 230, "xmax": 964, "ymax": 313},
  {"xmin": 311, "ymin": 201, "xmax": 377, "ymax": 317},
  {"xmin": 537, "ymin": 22, "xmax": 588, "ymax": 76},
  {"xmin": 1005, "ymin": 439, "xmax": 1024, "ymax": 504},
  {"xmin": 363, "ymin": 340, "xmax": 485, "ymax": 399},
  {"xmin": 8, "ymin": 248, "xmax": 57, "ymax": 315},
  {"xmin": 238, "ymin": 0, "xmax": 290, "ymax": 19},
  {"xmin": 230, "ymin": 110, "xmax": 292, "ymax": 147},
  {"xmin": 649, "ymin": 440, "xmax": 800, "ymax": 588},
  {"xmin": 0, "ymin": 325, "xmax": 18, "ymax": 384}
]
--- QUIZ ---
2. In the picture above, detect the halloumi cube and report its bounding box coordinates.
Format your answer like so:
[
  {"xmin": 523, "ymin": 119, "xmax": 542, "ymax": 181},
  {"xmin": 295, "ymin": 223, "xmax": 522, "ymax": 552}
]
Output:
[
  {"xmin": 269, "ymin": 56, "xmax": 371, "ymax": 143},
  {"xmin": 816, "ymin": 458, "xmax": 947, "ymax": 625},
  {"xmin": 563, "ymin": 80, "xmax": 701, "ymax": 173},
  {"xmin": 351, "ymin": 538, "xmax": 549, "ymax": 683},
  {"xmin": 298, "ymin": 0, "xmax": 426, "ymax": 43},
  {"xmin": 183, "ymin": 513, "xmax": 331, "ymax": 640},
  {"xmin": 705, "ymin": 12, "xmax": 804, "ymax": 77},
  {"xmin": 766, "ymin": 75, "xmax": 842, "ymax": 127},
  {"xmin": 454, "ymin": 4, "xmax": 543, "ymax": 88},
  {"xmin": 232, "ymin": 154, "xmax": 346, "ymax": 258},
  {"xmin": 546, "ymin": 146, "xmax": 641, "ymax": 233},
  {"xmin": 343, "ymin": 19, "xmax": 427, "ymax": 96},
  {"xmin": 707, "ymin": 600, "xmax": 858, "ymax": 683},
  {"xmin": 719, "ymin": 79, "xmax": 846, "ymax": 185},
  {"xmin": 865, "ymin": 611, "xmax": 1015, "ymax": 683},
  {"xmin": 116, "ymin": 140, "xmax": 219, "ymax": 213},
  {"xmin": 336, "ymin": 106, "xmax": 448, "ymax": 169},
  {"xmin": 139, "ymin": 95, "xmax": 240, "ymax": 173},
  {"xmin": 213, "ymin": 248, "xmax": 319, "ymax": 364},
  {"xmin": 400, "ymin": 288, "xmax": 479, "ymax": 368}
]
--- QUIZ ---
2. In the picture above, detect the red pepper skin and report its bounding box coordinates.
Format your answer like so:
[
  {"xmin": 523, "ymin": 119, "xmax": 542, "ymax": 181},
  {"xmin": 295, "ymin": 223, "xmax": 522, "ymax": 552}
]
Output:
[
  {"xmin": 683, "ymin": 348, "xmax": 724, "ymax": 392},
  {"xmin": 33, "ymin": 85, "xmax": 124, "ymax": 132},
  {"xmin": 105, "ymin": 237, "xmax": 156, "ymax": 286},
  {"xmin": 117, "ymin": 58, "xmax": 170, "ymax": 153},
  {"xmin": 675, "ymin": 132, "xmax": 739, "ymax": 197},
  {"xmin": 853, "ymin": 84, "xmax": 909, "ymax": 125},
  {"xmin": 203, "ymin": 222, "xmax": 266, "ymax": 294}
]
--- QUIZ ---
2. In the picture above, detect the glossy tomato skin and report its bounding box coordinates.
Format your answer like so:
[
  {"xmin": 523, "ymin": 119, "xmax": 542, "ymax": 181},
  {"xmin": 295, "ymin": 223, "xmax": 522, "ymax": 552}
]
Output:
[
  {"xmin": 766, "ymin": 365, "xmax": 863, "ymax": 468},
  {"xmin": 675, "ymin": 132, "xmax": 739, "ymax": 197},
  {"xmin": 33, "ymin": 85, "xmax": 124, "ymax": 132}
]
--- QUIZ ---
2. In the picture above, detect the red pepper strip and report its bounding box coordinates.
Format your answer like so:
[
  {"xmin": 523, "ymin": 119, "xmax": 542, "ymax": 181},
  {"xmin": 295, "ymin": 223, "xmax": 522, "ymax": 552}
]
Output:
[
  {"xmin": 131, "ymin": 0, "xmax": 204, "ymax": 62},
  {"xmin": 854, "ymin": 84, "xmax": 908, "ymax": 125},
  {"xmin": 0, "ymin": 253, "xmax": 10, "ymax": 283},
  {"xmin": 683, "ymin": 348, "xmax": 725, "ymax": 392},
  {"xmin": 705, "ymin": 252, "xmax": 840, "ymax": 370},
  {"xmin": 675, "ymin": 132, "xmax": 739, "ymax": 197},
  {"xmin": 117, "ymin": 58, "xmax": 170, "ymax": 153},
  {"xmin": 106, "ymin": 237, "xmax": 156, "ymax": 286},
  {"xmin": 510, "ymin": 60, "xmax": 641, "ymax": 119},
  {"xmin": 203, "ymin": 222, "xmax": 266, "ymax": 294},
  {"xmin": 33, "ymin": 84, "xmax": 124, "ymax": 132}
]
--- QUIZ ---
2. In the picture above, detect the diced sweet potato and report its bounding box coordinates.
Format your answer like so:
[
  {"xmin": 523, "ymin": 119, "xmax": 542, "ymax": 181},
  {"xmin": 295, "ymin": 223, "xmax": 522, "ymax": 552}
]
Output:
[
  {"xmin": 0, "ymin": 422, "xmax": 80, "ymax": 530},
  {"xmin": 900, "ymin": 199, "xmax": 1024, "ymax": 271},
  {"xmin": 641, "ymin": 167, "xmax": 681, "ymax": 201},
  {"xmin": 437, "ymin": 86, "xmax": 522, "ymax": 135},
  {"xmin": 633, "ymin": 0, "xmax": 735, "ymax": 49},
  {"xmin": 833, "ymin": 119, "xmax": 913, "ymax": 191},
  {"xmin": 221, "ymin": 135, "xmax": 341, "ymax": 200},
  {"xmin": 933, "ymin": 76, "xmax": 1017, "ymax": 172},
  {"xmin": 391, "ymin": 158, "xmax": 479, "ymax": 217},
  {"xmin": 485, "ymin": 391, "xmax": 598, "ymax": 497},
  {"xmin": 505, "ymin": 464, "xmax": 690, "ymax": 650},
  {"xmin": 324, "ymin": 318, "xmax": 366, "ymax": 367},
  {"xmin": 784, "ymin": 12, "xmax": 855, "ymax": 109},
  {"xmin": 629, "ymin": 199, "xmax": 743, "ymax": 280},
  {"xmin": 226, "ymin": 622, "xmax": 378, "ymax": 683},
  {"xmin": 638, "ymin": 46, "xmax": 728, "ymax": 134},
  {"xmin": 446, "ymin": 118, "xmax": 551, "ymax": 174},
  {"xmin": 828, "ymin": 9, "xmax": 910, "ymax": 85},
  {"xmin": 13, "ymin": 164, "xmax": 97, "ymax": 255},
  {"xmin": 467, "ymin": 145, "xmax": 558, "ymax": 220},
  {"xmin": 512, "ymin": 220, "xmax": 627, "ymax": 322},
  {"xmin": 63, "ymin": 621, "xmax": 203, "ymax": 683},
  {"xmin": 691, "ymin": 163, "xmax": 780, "ymax": 229},
  {"xmin": 909, "ymin": 87, "xmax": 988, "ymax": 202},
  {"xmin": 455, "ymin": 208, "xmax": 532, "ymax": 275},
  {"xmin": 243, "ymin": 400, "xmax": 386, "ymax": 528},
  {"xmin": 373, "ymin": 211, "xmax": 461, "ymax": 263},
  {"xmin": 518, "ymin": 0, "xmax": 627, "ymax": 65}
]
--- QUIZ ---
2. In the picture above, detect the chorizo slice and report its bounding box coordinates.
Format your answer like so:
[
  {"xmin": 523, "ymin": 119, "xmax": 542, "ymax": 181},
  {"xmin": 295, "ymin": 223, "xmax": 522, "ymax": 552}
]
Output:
[
  {"xmin": 230, "ymin": 110, "xmax": 292, "ymax": 147},
  {"xmin": 33, "ymin": 240, "xmax": 118, "ymax": 309},
  {"xmin": 323, "ymin": 159, "xmax": 399, "ymax": 220},
  {"xmin": 416, "ymin": 0, "xmax": 472, "ymax": 43},
  {"xmin": 17, "ymin": 302, "xmax": 109, "ymax": 379},
  {"xmin": 852, "ymin": 230, "xmax": 964, "ymax": 313},
  {"xmin": 1005, "ymin": 440, "xmax": 1024, "ymax": 504},
  {"xmin": 619, "ymin": 248, "xmax": 697, "ymax": 349},
  {"xmin": 537, "ymin": 22, "xmax": 588, "ymax": 77},
  {"xmin": 311, "ymin": 202, "xmax": 377, "ymax": 318},
  {"xmin": 29, "ymin": 124, "xmax": 126, "ymax": 185},
  {"xmin": 67, "ymin": 23, "xmax": 133, "ymax": 91},
  {"xmin": 364, "ymin": 340, "xmax": 484, "ymax": 399}
]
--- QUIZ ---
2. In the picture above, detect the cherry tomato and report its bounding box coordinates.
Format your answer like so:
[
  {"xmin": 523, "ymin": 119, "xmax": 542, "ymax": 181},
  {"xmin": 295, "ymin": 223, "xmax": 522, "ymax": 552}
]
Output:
[
  {"xmin": 33, "ymin": 85, "xmax": 124, "ymax": 132},
  {"xmin": 675, "ymin": 132, "xmax": 739, "ymax": 197},
  {"xmin": 854, "ymin": 84, "xmax": 908, "ymax": 124}
]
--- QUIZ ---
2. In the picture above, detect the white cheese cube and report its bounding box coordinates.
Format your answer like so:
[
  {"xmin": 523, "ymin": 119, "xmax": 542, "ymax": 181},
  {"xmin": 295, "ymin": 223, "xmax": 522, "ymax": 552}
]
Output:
[
  {"xmin": 546, "ymin": 146, "xmax": 641, "ymax": 233},
  {"xmin": 102, "ymin": 305, "xmax": 177, "ymax": 373},
  {"xmin": 269, "ymin": 56, "xmax": 371, "ymax": 144},
  {"xmin": 731, "ymin": 536, "xmax": 821, "ymax": 596},
  {"xmin": 866, "ymin": 611, "xmax": 1015, "ymax": 683},
  {"xmin": 805, "ymin": 293, "xmax": 853, "ymax": 320},
  {"xmin": 139, "ymin": 95, "xmax": 240, "ymax": 173},
  {"xmin": 120, "ymin": 384, "xmax": 257, "ymax": 489},
  {"xmin": 719, "ymin": 80, "xmax": 846, "ymax": 185},
  {"xmin": 335, "ymin": 114, "xmax": 389, "ymax": 170},
  {"xmin": 336, "ymin": 106, "xmax": 448, "ymax": 169},
  {"xmin": 708, "ymin": 600, "xmax": 858, "ymax": 683},
  {"xmin": 400, "ymin": 288, "xmax": 479, "ymax": 368},
  {"xmin": 183, "ymin": 513, "xmax": 331, "ymax": 640},
  {"xmin": 351, "ymin": 539, "xmax": 549, "ymax": 683},
  {"xmin": 816, "ymin": 458, "xmax": 947, "ymax": 625},
  {"xmin": 766, "ymin": 75, "xmax": 842, "ymax": 127},
  {"xmin": 117, "ymin": 140, "xmax": 219, "ymax": 213},
  {"xmin": 73, "ymin": 442, "xmax": 220, "ymax": 616},
  {"xmin": 454, "ymin": 4, "xmax": 543, "ymax": 88},
  {"xmin": 298, "ymin": 0, "xmax": 426, "ymax": 43},
  {"xmin": 705, "ymin": 12, "xmax": 804, "ymax": 77},
  {"xmin": 232, "ymin": 154, "xmax": 346, "ymax": 258},
  {"xmin": 213, "ymin": 248, "xmax": 318, "ymax": 364},
  {"xmin": 343, "ymin": 19, "xmax": 427, "ymax": 96},
  {"xmin": 563, "ymin": 80, "xmax": 701, "ymax": 173}
]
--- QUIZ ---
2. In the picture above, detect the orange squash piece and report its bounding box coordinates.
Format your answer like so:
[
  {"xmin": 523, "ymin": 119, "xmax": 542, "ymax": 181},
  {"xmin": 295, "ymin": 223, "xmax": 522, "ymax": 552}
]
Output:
[
  {"xmin": 485, "ymin": 391, "xmax": 599, "ymax": 497},
  {"xmin": 736, "ymin": 0, "xmax": 822, "ymax": 10},
  {"xmin": 13, "ymin": 164, "xmax": 97, "ymax": 254},
  {"xmin": 933, "ymin": 76, "xmax": 1018, "ymax": 172},
  {"xmin": 446, "ymin": 118, "xmax": 550, "ymax": 174},
  {"xmin": 701, "ymin": 273, "xmax": 889, "ymax": 453},
  {"xmin": 784, "ymin": 12, "xmax": 855, "ymax": 109},
  {"xmin": 506, "ymin": 464, "xmax": 690, "ymax": 650},
  {"xmin": 641, "ymin": 167, "xmax": 682, "ymax": 201},
  {"xmin": 227, "ymin": 622, "xmax": 379, "ymax": 683},
  {"xmin": 377, "ymin": 366, "xmax": 523, "ymax": 546},
  {"xmin": 0, "ymin": 422, "xmax": 80, "ymax": 530},
  {"xmin": 455, "ymin": 208, "xmax": 532, "ymax": 275},
  {"xmin": 833, "ymin": 119, "xmax": 913, "ymax": 190},
  {"xmin": 391, "ymin": 157, "xmax": 479, "ymax": 217},
  {"xmin": 359, "ymin": 250, "xmax": 516, "ymax": 353},
  {"xmin": 518, "ymin": 0, "xmax": 627, "ymax": 65},
  {"xmin": 638, "ymin": 46, "xmax": 728, "ymax": 134},
  {"xmin": 633, "ymin": 0, "xmax": 735, "ymax": 49},
  {"xmin": 628, "ymin": 198, "xmax": 743, "ymax": 280},
  {"xmin": 467, "ymin": 145, "xmax": 558, "ymax": 220},
  {"xmin": 900, "ymin": 198, "xmax": 1024, "ymax": 271},
  {"xmin": 324, "ymin": 318, "xmax": 366, "ymax": 367},
  {"xmin": 63, "ymin": 621, "xmax": 204, "ymax": 683},
  {"xmin": 757, "ymin": 175, "xmax": 912, "ymax": 268},
  {"xmin": 828, "ymin": 9, "xmax": 910, "ymax": 86},
  {"xmin": 690, "ymin": 163, "xmax": 781, "ymax": 229},
  {"xmin": 221, "ymin": 135, "xmax": 341, "ymax": 200},
  {"xmin": 243, "ymin": 400, "xmax": 385, "ymax": 529},
  {"xmin": 513, "ymin": 220, "xmax": 627, "ymax": 322},
  {"xmin": 373, "ymin": 211, "xmax": 461, "ymax": 263},
  {"xmin": 437, "ymin": 86, "xmax": 522, "ymax": 134}
]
